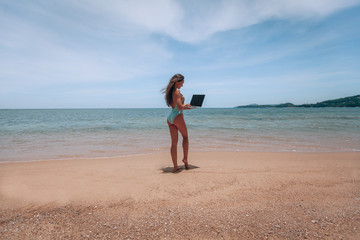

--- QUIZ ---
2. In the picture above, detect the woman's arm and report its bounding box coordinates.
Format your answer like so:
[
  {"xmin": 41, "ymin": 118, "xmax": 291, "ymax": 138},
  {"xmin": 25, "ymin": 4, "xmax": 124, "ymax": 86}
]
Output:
[{"xmin": 174, "ymin": 89, "xmax": 192, "ymax": 110}]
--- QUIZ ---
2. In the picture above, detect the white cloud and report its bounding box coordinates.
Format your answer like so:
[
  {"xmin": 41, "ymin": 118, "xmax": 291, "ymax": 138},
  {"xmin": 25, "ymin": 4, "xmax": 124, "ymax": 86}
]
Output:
[
  {"xmin": 82, "ymin": 0, "xmax": 360, "ymax": 43},
  {"xmin": 0, "ymin": 1, "xmax": 173, "ymax": 88}
]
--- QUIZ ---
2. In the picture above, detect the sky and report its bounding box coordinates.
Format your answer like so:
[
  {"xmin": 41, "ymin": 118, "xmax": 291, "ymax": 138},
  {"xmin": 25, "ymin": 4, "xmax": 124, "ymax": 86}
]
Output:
[{"xmin": 0, "ymin": 0, "xmax": 360, "ymax": 108}]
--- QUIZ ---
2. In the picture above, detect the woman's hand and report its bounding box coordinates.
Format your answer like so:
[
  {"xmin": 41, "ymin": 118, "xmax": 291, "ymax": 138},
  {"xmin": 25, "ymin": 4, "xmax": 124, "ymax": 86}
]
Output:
[{"xmin": 184, "ymin": 103, "xmax": 194, "ymax": 109}]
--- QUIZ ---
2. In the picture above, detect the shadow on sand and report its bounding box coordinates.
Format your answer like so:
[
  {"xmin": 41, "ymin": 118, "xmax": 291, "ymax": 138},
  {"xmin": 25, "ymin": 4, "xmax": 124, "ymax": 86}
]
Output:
[{"xmin": 161, "ymin": 164, "xmax": 199, "ymax": 174}]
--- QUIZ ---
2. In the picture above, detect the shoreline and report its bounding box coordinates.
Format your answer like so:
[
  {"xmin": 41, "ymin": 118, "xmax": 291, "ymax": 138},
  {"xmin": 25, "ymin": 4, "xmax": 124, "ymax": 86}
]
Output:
[
  {"xmin": 1, "ymin": 151, "xmax": 359, "ymax": 239},
  {"xmin": 1, "ymin": 148, "xmax": 360, "ymax": 164},
  {"xmin": 2, "ymin": 108, "xmax": 360, "ymax": 164}
]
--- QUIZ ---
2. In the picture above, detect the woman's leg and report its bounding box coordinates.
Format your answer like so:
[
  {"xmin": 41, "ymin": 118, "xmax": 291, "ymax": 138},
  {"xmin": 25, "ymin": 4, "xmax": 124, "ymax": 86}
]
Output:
[
  {"xmin": 167, "ymin": 120, "xmax": 179, "ymax": 171},
  {"xmin": 173, "ymin": 114, "xmax": 189, "ymax": 169}
]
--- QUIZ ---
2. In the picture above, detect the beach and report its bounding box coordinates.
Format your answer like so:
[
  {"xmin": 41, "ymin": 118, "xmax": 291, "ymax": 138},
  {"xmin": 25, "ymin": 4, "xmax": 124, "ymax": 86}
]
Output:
[
  {"xmin": 1, "ymin": 151, "xmax": 359, "ymax": 239},
  {"xmin": 2, "ymin": 0, "xmax": 360, "ymax": 238}
]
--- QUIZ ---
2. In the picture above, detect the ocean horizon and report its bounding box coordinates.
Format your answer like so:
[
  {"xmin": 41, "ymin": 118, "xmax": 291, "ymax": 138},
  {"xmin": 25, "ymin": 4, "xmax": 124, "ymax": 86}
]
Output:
[{"xmin": 1, "ymin": 108, "xmax": 359, "ymax": 163}]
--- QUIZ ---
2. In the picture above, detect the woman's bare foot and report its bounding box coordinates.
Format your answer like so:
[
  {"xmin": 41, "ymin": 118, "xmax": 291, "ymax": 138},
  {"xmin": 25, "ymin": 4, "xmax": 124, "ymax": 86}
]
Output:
[
  {"xmin": 173, "ymin": 167, "xmax": 181, "ymax": 173},
  {"xmin": 182, "ymin": 158, "xmax": 189, "ymax": 169}
]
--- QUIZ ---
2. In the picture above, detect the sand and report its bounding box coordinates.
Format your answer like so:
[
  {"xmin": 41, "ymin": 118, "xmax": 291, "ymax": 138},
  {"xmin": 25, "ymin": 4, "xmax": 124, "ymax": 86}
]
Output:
[{"xmin": 1, "ymin": 151, "xmax": 360, "ymax": 239}]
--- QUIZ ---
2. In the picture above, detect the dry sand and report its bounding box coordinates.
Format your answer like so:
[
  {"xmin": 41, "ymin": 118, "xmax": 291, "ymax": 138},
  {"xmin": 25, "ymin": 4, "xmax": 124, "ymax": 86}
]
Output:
[{"xmin": 1, "ymin": 151, "xmax": 360, "ymax": 239}]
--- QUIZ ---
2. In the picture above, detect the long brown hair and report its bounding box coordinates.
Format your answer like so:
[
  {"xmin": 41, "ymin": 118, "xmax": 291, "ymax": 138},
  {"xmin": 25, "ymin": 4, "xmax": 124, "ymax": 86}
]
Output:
[{"xmin": 162, "ymin": 74, "xmax": 184, "ymax": 107}]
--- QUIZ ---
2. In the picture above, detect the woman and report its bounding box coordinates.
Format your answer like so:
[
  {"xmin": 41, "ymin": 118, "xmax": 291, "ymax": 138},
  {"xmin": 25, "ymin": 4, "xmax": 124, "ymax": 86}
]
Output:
[{"xmin": 163, "ymin": 74, "xmax": 193, "ymax": 173}]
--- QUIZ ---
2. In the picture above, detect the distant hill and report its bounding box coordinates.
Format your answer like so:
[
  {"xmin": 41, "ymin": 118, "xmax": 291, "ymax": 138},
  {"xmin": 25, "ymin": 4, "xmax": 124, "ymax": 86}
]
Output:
[{"xmin": 235, "ymin": 95, "xmax": 360, "ymax": 108}]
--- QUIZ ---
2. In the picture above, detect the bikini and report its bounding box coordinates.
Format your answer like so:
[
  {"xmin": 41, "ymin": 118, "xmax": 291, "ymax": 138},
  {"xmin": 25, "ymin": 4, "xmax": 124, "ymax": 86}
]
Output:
[{"xmin": 167, "ymin": 92, "xmax": 184, "ymax": 124}]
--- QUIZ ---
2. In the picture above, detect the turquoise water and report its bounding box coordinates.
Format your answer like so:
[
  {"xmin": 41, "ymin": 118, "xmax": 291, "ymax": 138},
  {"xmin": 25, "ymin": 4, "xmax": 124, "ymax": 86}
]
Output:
[{"xmin": 0, "ymin": 108, "xmax": 359, "ymax": 162}]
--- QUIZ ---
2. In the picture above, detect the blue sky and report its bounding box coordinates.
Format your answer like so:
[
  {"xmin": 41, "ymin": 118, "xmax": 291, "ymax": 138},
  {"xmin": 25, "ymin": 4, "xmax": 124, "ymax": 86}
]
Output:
[{"xmin": 1, "ymin": 0, "xmax": 359, "ymax": 108}]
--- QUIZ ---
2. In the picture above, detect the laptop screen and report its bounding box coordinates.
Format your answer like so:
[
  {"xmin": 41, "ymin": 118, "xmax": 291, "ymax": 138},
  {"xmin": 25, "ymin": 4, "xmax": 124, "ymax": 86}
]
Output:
[{"xmin": 190, "ymin": 94, "xmax": 205, "ymax": 107}]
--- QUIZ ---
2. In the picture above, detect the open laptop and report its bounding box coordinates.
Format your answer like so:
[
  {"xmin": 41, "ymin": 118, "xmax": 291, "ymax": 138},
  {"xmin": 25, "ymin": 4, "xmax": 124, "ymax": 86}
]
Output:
[{"xmin": 190, "ymin": 94, "xmax": 205, "ymax": 107}]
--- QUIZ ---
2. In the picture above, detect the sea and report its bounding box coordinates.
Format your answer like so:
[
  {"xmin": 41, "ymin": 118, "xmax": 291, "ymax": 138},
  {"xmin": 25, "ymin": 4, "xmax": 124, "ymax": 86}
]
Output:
[{"xmin": 0, "ymin": 108, "xmax": 359, "ymax": 163}]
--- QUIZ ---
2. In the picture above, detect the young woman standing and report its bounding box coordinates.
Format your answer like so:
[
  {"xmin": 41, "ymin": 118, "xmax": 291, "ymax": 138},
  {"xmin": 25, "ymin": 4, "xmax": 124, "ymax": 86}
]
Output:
[{"xmin": 163, "ymin": 74, "xmax": 193, "ymax": 172}]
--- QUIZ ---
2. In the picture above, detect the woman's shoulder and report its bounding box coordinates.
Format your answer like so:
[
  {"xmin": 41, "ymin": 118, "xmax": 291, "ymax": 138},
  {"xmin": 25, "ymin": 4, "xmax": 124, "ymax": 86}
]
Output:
[{"xmin": 173, "ymin": 88, "xmax": 181, "ymax": 96}]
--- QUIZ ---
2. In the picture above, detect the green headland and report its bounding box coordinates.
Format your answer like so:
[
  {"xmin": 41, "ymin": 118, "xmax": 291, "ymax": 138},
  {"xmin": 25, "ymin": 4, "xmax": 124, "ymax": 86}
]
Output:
[{"xmin": 236, "ymin": 95, "xmax": 360, "ymax": 108}]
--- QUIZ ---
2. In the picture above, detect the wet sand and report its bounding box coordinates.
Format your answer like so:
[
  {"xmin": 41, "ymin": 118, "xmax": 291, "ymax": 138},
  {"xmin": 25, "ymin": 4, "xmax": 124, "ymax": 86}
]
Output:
[{"xmin": 1, "ymin": 151, "xmax": 360, "ymax": 239}]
